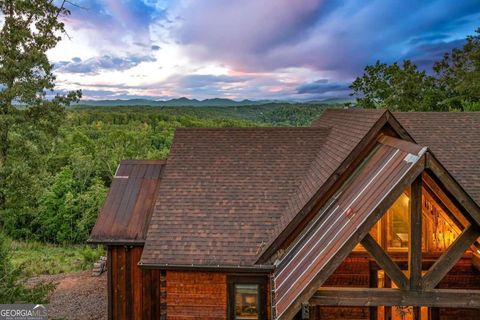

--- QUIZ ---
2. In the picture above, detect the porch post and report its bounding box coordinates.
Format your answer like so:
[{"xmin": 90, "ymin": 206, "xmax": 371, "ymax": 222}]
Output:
[
  {"xmin": 409, "ymin": 175, "xmax": 423, "ymax": 319},
  {"xmin": 409, "ymin": 175, "xmax": 423, "ymax": 290}
]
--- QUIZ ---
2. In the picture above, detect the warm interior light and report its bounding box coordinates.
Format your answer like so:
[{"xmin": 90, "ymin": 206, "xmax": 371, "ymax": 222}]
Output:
[{"xmin": 245, "ymin": 296, "xmax": 256, "ymax": 304}]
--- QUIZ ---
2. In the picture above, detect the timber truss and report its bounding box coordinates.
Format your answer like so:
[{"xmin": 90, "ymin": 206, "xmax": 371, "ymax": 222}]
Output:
[
  {"xmin": 276, "ymin": 137, "xmax": 480, "ymax": 320},
  {"xmin": 310, "ymin": 153, "xmax": 480, "ymax": 311}
]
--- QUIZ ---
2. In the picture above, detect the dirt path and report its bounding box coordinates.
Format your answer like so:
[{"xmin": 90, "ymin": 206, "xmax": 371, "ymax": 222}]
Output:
[{"xmin": 29, "ymin": 271, "xmax": 107, "ymax": 320}]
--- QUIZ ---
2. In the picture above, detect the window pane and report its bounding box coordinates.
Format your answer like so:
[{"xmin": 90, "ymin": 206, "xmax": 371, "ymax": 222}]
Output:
[
  {"xmin": 387, "ymin": 193, "xmax": 410, "ymax": 249},
  {"xmin": 234, "ymin": 284, "xmax": 259, "ymax": 320}
]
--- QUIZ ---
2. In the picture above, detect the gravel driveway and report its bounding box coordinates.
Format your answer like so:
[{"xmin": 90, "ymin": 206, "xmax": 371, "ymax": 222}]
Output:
[{"xmin": 29, "ymin": 271, "xmax": 107, "ymax": 320}]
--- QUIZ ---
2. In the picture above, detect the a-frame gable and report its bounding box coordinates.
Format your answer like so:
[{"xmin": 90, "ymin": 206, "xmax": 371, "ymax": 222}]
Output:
[
  {"xmin": 274, "ymin": 136, "xmax": 480, "ymax": 320},
  {"xmin": 258, "ymin": 110, "xmax": 413, "ymax": 265},
  {"xmin": 274, "ymin": 136, "xmax": 427, "ymax": 318}
]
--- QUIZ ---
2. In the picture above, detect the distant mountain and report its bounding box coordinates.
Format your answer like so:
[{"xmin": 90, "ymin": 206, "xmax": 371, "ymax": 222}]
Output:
[
  {"xmin": 74, "ymin": 97, "xmax": 283, "ymax": 107},
  {"xmin": 302, "ymin": 97, "xmax": 355, "ymax": 105}
]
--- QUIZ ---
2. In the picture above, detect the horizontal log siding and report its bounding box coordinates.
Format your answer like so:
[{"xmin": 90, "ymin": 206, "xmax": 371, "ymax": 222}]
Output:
[
  {"xmin": 166, "ymin": 271, "xmax": 227, "ymax": 320},
  {"xmin": 438, "ymin": 258, "xmax": 480, "ymax": 320},
  {"xmin": 309, "ymin": 256, "xmax": 370, "ymax": 320}
]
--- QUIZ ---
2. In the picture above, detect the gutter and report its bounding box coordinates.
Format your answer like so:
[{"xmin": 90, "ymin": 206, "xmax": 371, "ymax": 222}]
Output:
[
  {"xmin": 86, "ymin": 239, "xmax": 145, "ymax": 246},
  {"xmin": 138, "ymin": 262, "xmax": 275, "ymax": 273}
]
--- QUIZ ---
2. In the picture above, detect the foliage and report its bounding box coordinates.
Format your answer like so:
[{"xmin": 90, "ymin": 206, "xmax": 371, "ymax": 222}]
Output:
[
  {"xmin": 1, "ymin": 103, "xmax": 332, "ymax": 244},
  {"xmin": 0, "ymin": 233, "xmax": 54, "ymax": 303},
  {"xmin": 350, "ymin": 60, "xmax": 442, "ymax": 111},
  {"xmin": 351, "ymin": 28, "xmax": 480, "ymax": 111},
  {"xmin": 10, "ymin": 239, "xmax": 104, "ymax": 277},
  {"xmin": 434, "ymin": 28, "xmax": 480, "ymax": 109},
  {"xmin": 0, "ymin": 0, "xmax": 81, "ymax": 235}
]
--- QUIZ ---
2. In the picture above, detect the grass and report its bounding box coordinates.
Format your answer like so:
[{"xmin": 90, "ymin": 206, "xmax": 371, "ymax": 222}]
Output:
[{"xmin": 10, "ymin": 240, "xmax": 105, "ymax": 278}]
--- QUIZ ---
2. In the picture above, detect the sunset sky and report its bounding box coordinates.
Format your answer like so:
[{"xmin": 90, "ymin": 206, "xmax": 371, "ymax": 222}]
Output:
[{"xmin": 49, "ymin": 0, "xmax": 480, "ymax": 101}]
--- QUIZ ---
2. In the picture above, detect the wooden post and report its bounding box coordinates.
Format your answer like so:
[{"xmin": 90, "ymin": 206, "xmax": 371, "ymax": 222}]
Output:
[
  {"xmin": 369, "ymin": 262, "xmax": 378, "ymax": 320},
  {"xmin": 409, "ymin": 176, "xmax": 422, "ymax": 291},
  {"xmin": 362, "ymin": 234, "xmax": 409, "ymax": 290},
  {"xmin": 107, "ymin": 246, "xmax": 113, "ymax": 320}
]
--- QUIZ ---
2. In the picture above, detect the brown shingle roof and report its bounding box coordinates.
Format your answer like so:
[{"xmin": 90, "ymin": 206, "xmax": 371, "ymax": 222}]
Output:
[
  {"xmin": 394, "ymin": 112, "xmax": 480, "ymax": 207},
  {"xmin": 257, "ymin": 108, "xmax": 388, "ymax": 261},
  {"xmin": 139, "ymin": 128, "xmax": 330, "ymax": 266},
  {"xmin": 89, "ymin": 160, "xmax": 165, "ymax": 244}
]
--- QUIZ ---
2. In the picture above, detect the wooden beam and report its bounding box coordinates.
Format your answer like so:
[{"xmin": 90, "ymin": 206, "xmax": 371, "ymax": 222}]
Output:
[
  {"xmin": 277, "ymin": 156, "xmax": 426, "ymax": 320},
  {"xmin": 426, "ymin": 152, "xmax": 480, "ymax": 226},
  {"xmin": 409, "ymin": 176, "xmax": 422, "ymax": 290},
  {"xmin": 310, "ymin": 287, "xmax": 480, "ymax": 308},
  {"xmin": 361, "ymin": 234, "xmax": 408, "ymax": 290},
  {"xmin": 422, "ymin": 224, "xmax": 480, "ymax": 290}
]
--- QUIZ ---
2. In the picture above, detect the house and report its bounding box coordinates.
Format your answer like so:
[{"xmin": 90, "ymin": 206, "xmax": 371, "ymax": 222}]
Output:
[{"xmin": 89, "ymin": 109, "xmax": 480, "ymax": 320}]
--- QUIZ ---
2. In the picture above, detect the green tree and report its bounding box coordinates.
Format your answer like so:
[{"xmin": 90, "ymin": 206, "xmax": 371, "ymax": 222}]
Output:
[
  {"xmin": 433, "ymin": 28, "xmax": 480, "ymax": 110},
  {"xmin": 0, "ymin": 233, "xmax": 53, "ymax": 303},
  {"xmin": 350, "ymin": 60, "xmax": 443, "ymax": 111},
  {"xmin": 351, "ymin": 28, "xmax": 479, "ymax": 111},
  {"xmin": 0, "ymin": 0, "xmax": 81, "ymax": 211}
]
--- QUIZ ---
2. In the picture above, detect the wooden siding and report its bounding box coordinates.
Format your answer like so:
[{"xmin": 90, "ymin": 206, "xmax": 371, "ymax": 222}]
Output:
[
  {"xmin": 274, "ymin": 142, "xmax": 425, "ymax": 317},
  {"xmin": 166, "ymin": 271, "xmax": 227, "ymax": 320},
  {"xmin": 108, "ymin": 246, "xmax": 166, "ymax": 320}
]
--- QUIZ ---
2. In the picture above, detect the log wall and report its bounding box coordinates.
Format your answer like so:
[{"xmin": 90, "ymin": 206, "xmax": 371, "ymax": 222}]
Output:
[
  {"xmin": 167, "ymin": 271, "xmax": 227, "ymax": 320},
  {"xmin": 107, "ymin": 247, "xmax": 479, "ymax": 320}
]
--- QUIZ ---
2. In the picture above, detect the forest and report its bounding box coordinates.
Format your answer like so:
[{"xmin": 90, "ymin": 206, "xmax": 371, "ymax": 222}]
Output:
[{"xmin": 1, "ymin": 103, "xmax": 329, "ymax": 244}]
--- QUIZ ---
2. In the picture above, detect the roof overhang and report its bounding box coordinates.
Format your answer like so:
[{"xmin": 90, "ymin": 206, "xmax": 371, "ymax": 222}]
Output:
[{"xmin": 137, "ymin": 262, "xmax": 275, "ymax": 273}]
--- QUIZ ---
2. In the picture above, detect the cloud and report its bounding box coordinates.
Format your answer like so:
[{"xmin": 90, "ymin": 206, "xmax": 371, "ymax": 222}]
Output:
[
  {"xmin": 51, "ymin": 0, "xmax": 480, "ymax": 100},
  {"xmin": 174, "ymin": 74, "xmax": 251, "ymax": 88},
  {"xmin": 296, "ymin": 79, "xmax": 351, "ymax": 94},
  {"xmin": 55, "ymin": 55, "xmax": 156, "ymax": 74},
  {"xmin": 406, "ymin": 39, "xmax": 466, "ymax": 72},
  {"xmin": 174, "ymin": 0, "xmax": 480, "ymax": 76},
  {"xmin": 63, "ymin": 0, "xmax": 168, "ymax": 51}
]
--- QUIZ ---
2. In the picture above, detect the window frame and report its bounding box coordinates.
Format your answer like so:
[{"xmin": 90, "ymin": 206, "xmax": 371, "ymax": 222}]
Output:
[{"xmin": 227, "ymin": 275, "xmax": 268, "ymax": 320}]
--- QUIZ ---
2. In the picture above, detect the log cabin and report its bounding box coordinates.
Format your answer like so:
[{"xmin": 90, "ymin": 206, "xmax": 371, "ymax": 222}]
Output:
[{"xmin": 89, "ymin": 109, "xmax": 480, "ymax": 320}]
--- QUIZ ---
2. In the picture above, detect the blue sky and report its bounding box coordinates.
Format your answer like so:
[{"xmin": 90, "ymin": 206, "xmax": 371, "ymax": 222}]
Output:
[{"xmin": 48, "ymin": 0, "xmax": 480, "ymax": 101}]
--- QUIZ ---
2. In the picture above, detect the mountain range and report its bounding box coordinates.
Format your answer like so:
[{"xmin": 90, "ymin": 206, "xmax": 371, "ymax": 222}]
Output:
[{"xmin": 74, "ymin": 97, "xmax": 354, "ymax": 107}]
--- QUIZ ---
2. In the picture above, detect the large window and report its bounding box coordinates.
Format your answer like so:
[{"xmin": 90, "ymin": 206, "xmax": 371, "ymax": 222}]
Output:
[
  {"xmin": 228, "ymin": 276, "xmax": 267, "ymax": 320},
  {"xmin": 354, "ymin": 187, "xmax": 463, "ymax": 254}
]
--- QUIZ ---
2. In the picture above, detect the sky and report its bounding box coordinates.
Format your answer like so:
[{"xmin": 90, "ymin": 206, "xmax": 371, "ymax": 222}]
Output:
[{"xmin": 48, "ymin": 0, "xmax": 480, "ymax": 101}]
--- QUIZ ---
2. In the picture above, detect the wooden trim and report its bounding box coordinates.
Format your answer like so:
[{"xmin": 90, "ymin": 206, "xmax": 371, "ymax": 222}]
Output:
[
  {"xmin": 87, "ymin": 239, "xmax": 145, "ymax": 245},
  {"xmin": 361, "ymin": 234, "xmax": 408, "ymax": 290},
  {"xmin": 409, "ymin": 176, "xmax": 422, "ymax": 290},
  {"xmin": 227, "ymin": 275, "xmax": 268, "ymax": 320},
  {"xmin": 278, "ymin": 155, "xmax": 426, "ymax": 320},
  {"xmin": 426, "ymin": 152, "xmax": 480, "ymax": 226},
  {"xmin": 310, "ymin": 287, "xmax": 480, "ymax": 308},
  {"xmin": 422, "ymin": 224, "xmax": 480, "ymax": 290},
  {"xmin": 378, "ymin": 135, "xmax": 423, "ymax": 155},
  {"xmin": 107, "ymin": 247, "xmax": 113, "ymax": 320},
  {"xmin": 369, "ymin": 263, "xmax": 378, "ymax": 320},
  {"xmin": 125, "ymin": 247, "xmax": 132, "ymax": 319},
  {"xmin": 138, "ymin": 263, "xmax": 274, "ymax": 273}
]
